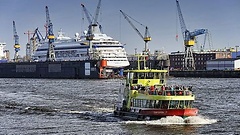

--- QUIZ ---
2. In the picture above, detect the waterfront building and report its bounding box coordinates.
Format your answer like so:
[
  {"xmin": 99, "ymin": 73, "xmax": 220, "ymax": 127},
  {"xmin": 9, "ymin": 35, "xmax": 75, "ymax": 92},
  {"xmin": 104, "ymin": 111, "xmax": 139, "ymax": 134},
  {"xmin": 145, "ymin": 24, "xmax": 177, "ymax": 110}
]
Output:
[
  {"xmin": 169, "ymin": 49, "xmax": 232, "ymax": 70},
  {"xmin": 206, "ymin": 58, "xmax": 237, "ymax": 70}
]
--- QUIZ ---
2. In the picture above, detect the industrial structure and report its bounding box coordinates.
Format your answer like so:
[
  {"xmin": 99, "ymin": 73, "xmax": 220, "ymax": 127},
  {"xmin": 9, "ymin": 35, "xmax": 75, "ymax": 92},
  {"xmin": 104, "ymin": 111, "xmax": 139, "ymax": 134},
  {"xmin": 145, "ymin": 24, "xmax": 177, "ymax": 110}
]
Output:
[
  {"xmin": 13, "ymin": 21, "xmax": 20, "ymax": 62},
  {"xmin": 120, "ymin": 10, "xmax": 151, "ymax": 55},
  {"xmin": 176, "ymin": 0, "xmax": 207, "ymax": 70},
  {"xmin": 81, "ymin": 0, "xmax": 102, "ymax": 54},
  {"xmin": 24, "ymin": 30, "xmax": 35, "ymax": 61},
  {"xmin": 169, "ymin": 49, "xmax": 232, "ymax": 70},
  {"xmin": 45, "ymin": 6, "xmax": 55, "ymax": 61},
  {"xmin": 30, "ymin": 28, "xmax": 44, "ymax": 58}
]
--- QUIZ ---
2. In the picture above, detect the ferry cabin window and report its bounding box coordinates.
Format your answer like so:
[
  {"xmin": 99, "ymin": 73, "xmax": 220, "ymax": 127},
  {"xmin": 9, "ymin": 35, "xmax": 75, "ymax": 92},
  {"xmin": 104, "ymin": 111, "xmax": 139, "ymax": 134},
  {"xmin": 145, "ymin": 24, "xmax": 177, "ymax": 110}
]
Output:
[
  {"xmin": 153, "ymin": 72, "xmax": 161, "ymax": 79},
  {"xmin": 169, "ymin": 101, "xmax": 179, "ymax": 109},
  {"xmin": 132, "ymin": 100, "xmax": 193, "ymax": 109},
  {"xmin": 132, "ymin": 99, "xmax": 144, "ymax": 108},
  {"xmin": 132, "ymin": 99, "xmax": 162, "ymax": 108},
  {"xmin": 146, "ymin": 72, "xmax": 154, "ymax": 79},
  {"xmin": 185, "ymin": 100, "xmax": 193, "ymax": 108},
  {"xmin": 137, "ymin": 72, "xmax": 154, "ymax": 79},
  {"xmin": 169, "ymin": 100, "xmax": 193, "ymax": 109}
]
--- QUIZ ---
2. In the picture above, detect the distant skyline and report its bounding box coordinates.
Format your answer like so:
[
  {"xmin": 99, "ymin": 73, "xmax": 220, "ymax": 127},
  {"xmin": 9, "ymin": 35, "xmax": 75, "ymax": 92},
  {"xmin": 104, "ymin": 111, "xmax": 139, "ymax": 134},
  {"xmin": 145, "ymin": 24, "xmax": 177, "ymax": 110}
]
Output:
[{"xmin": 0, "ymin": 0, "xmax": 239, "ymax": 58}]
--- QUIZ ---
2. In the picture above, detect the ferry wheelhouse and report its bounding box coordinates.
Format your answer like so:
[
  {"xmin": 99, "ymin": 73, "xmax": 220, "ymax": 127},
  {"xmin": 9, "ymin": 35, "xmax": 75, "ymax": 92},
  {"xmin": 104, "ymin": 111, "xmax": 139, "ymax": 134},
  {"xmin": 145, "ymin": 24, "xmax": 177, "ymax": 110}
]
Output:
[{"xmin": 114, "ymin": 55, "xmax": 198, "ymax": 120}]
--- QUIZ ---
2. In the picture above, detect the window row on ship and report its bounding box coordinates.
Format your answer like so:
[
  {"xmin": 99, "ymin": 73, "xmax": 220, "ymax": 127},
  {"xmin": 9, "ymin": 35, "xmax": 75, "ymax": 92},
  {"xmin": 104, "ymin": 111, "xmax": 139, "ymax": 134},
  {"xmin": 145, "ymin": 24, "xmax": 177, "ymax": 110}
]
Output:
[
  {"xmin": 35, "ymin": 46, "xmax": 124, "ymax": 51},
  {"xmin": 131, "ymin": 99, "xmax": 193, "ymax": 109}
]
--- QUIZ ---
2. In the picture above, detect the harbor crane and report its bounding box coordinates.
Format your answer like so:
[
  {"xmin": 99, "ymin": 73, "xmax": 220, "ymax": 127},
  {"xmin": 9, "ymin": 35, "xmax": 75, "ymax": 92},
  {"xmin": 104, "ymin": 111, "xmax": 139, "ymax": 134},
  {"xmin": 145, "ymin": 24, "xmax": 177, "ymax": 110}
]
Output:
[
  {"xmin": 120, "ymin": 10, "xmax": 151, "ymax": 55},
  {"xmin": 13, "ymin": 21, "xmax": 20, "ymax": 62},
  {"xmin": 29, "ymin": 28, "xmax": 44, "ymax": 57},
  {"xmin": 24, "ymin": 30, "xmax": 36, "ymax": 61},
  {"xmin": 176, "ymin": 0, "xmax": 207, "ymax": 70},
  {"xmin": 81, "ymin": 0, "xmax": 102, "ymax": 41},
  {"xmin": 32, "ymin": 27, "xmax": 44, "ymax": 43},
  {"xmin": 45, "ymin": 6, "xmax": 55, "ymax": 61}
]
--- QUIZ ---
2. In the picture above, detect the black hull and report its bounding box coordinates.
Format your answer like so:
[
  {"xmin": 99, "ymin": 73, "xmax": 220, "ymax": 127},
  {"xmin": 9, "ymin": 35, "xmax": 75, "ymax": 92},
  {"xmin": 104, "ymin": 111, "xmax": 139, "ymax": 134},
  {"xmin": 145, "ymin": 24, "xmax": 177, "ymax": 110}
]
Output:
[
  {"xmin": 114, "ymin": 110, "xmax": 160, "ymax": 121},
  {"xmin": 114, "ymin": 110, "xmax": 146, "ymax": 121},
  {"xmin": 0, "ymin": 60, "xmax": 100, "ymax": 79}
]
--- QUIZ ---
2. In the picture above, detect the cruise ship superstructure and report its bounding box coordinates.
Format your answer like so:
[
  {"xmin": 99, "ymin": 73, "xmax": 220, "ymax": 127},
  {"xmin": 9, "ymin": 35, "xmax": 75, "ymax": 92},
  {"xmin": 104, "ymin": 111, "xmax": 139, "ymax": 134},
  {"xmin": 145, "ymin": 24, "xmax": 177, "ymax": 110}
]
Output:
[
  {"xmin": 0, "ymin": 42, "xmax": 6, "ymax": 59},
  {"xmin": 32, "ymin": 26, "xmax": 129, "ymax": 65}
]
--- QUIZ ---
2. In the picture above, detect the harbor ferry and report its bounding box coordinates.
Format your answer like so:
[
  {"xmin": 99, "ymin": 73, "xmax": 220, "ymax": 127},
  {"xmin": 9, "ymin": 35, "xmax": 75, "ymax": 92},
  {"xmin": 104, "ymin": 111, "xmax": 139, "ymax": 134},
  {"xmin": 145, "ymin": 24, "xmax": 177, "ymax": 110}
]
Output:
[{"xmin": 114, "ymin": 55, "xmax": 198, "ymax": 120}]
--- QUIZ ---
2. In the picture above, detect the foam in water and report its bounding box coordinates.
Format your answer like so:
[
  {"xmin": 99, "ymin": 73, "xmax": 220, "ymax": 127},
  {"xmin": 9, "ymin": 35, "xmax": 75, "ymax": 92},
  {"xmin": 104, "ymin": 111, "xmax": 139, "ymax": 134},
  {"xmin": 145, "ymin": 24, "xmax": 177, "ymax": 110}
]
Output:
[
  {"xmin": 124, "ymin": 115, "xmax": 217, "ymax": 125},
  {"xmin": 94, "ymin": 107, "xmax": 114, "ymax": 113}
]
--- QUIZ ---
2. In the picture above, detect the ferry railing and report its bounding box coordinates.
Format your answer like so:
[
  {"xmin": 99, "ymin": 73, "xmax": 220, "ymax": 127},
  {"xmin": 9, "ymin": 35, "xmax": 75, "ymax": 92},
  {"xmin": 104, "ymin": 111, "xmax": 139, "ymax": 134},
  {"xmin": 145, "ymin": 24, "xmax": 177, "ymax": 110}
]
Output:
[{"xmin": 131, "ymin": 85, "xmax": 193, "ymax": 96}]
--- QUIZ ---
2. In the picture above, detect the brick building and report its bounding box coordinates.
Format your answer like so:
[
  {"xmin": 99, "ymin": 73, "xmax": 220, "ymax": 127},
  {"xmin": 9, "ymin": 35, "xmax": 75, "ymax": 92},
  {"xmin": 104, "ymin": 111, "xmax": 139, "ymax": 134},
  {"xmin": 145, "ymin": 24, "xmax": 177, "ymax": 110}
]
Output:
[{"xmin": 169, "ymin": 50, "xmax": 231, "ymax": 70}]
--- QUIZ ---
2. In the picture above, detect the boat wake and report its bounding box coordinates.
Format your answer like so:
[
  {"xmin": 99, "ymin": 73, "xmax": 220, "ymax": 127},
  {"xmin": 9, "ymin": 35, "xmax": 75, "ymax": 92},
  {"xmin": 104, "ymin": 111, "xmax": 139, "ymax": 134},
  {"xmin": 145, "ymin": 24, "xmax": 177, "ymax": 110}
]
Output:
[
  {"xmin": 61, "ymin": 109, "xmax": 119, "ymax": 122},
  {"xmin": 124, "ymin": 115, "xmax": 217, "ymax": 125}
]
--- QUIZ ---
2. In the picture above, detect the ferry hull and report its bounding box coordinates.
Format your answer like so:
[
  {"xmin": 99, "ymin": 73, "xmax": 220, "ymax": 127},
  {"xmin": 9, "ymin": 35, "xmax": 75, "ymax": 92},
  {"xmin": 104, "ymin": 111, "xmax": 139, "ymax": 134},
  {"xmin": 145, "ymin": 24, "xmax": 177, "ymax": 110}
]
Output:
[
  {"xmin": 114, "ymin": 108, "xmax": 198, "ymax": 120},
  {"xmin": 139, "ymin": 108, "xmax": 198, "ymax": 117}
]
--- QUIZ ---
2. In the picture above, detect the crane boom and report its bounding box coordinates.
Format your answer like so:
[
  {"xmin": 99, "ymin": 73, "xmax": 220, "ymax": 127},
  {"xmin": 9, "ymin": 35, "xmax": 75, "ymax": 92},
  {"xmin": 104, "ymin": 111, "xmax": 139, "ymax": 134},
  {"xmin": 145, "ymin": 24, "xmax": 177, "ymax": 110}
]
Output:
[
  {"xmin": 120, "ymin": 10, "xmax": 144, "ymax": 39},
  {"xmin": 81, "ymin": 0, "xmax": 101, "ymax": 26},
  {"xmin": 176, "ymin": 0, "xmax": 207, "ymax": 46},
  {"xmin": 45, "ymin": 6, "xmax": 55, "ymax": 61},
  {"xmin": 13, "ymin": 21, "xmax": 20, "ymax": 46},
  {"xmin": 176, "ymin": 0, "xmax": 187, "ymax": 39},
  {"xmin": 120, "ymin": 10, "xmax": 151, "ymax": 54},
  {"xmin": 93, "ymin": 0, "xmax": 101, "ymax": 25},
  {"xmin": 81, "ymin": 3, "xmax": 92, "ymax": 25},
  {"xmin": 190, "ymin": 29, "xmax": 207, "ymax": 37},
  {"xmin": 32, "ymin": 27, "xmax": 44, "ymax": 42},
  {"xmin": 45, "ymin": 6, "xmax": 54, "ymax": 42},
  {"xmin": 13, "ymin": 21, "xmax": 20, "ymax": 61},
  {"xmin": 81, "ymin": 0, "xmax": 102, "ymax": 41}
]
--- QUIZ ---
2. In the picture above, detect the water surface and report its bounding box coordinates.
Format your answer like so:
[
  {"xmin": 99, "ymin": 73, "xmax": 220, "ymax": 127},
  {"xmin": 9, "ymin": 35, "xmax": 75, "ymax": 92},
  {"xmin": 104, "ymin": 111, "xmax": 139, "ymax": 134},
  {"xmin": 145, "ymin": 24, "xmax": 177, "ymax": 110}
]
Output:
[{"xmin": 0, "ymin": 78, "xmax": 239, "ymax": 134}]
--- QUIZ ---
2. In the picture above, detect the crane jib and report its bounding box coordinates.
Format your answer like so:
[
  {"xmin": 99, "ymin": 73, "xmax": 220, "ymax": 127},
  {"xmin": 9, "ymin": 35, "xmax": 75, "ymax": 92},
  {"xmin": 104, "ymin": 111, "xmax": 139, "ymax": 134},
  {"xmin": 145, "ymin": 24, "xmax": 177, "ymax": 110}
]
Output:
[{"xmin": 190, "ymin": 29, "xmax": 207, "ymax": 37}]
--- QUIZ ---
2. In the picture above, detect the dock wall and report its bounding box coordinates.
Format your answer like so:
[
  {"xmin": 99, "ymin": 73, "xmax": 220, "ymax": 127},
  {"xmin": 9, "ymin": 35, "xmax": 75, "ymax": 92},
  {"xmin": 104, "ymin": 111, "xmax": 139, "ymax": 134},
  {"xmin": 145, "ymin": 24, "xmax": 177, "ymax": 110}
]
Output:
[{"xmin": 169, "ymin": 70, "xmax": 240, "ymax": 78}]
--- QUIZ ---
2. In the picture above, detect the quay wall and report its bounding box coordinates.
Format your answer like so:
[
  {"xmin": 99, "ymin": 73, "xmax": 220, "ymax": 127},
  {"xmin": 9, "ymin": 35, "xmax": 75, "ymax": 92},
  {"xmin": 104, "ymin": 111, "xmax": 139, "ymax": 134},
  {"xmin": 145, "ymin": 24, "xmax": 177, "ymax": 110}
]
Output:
[{"xmin": 169, "ymin": 70, "xmax": 240, "ymax": 78}]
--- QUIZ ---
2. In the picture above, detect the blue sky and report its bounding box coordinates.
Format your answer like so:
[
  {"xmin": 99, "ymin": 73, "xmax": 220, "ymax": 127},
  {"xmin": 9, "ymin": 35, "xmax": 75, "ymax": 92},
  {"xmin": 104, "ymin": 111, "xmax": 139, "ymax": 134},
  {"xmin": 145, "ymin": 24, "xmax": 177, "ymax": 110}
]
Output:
[{"xmin": 0, "ymin": 0, "xmax": 239, "ymax": 58}]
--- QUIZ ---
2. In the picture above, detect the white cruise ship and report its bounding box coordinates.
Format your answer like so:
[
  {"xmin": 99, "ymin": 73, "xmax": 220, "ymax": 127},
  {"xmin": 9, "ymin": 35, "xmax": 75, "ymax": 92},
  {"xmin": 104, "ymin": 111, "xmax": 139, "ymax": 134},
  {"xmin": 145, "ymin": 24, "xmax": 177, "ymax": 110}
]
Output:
[
  {"xmin": 31, "ymin": 26, "xmax": 130, "ymax": 69},
  {"xmin": 0, "ymin": 42, "xmax": 6, "ymax": 58}
]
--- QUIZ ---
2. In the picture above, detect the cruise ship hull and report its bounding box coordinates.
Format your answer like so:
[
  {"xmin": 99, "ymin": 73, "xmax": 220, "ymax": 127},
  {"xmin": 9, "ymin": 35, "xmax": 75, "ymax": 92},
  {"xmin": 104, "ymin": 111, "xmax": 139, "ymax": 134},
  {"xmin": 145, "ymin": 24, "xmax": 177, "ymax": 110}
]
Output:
[{"xmin": 0, "ymin": 60, "xmax": 101, "ymax": 79}]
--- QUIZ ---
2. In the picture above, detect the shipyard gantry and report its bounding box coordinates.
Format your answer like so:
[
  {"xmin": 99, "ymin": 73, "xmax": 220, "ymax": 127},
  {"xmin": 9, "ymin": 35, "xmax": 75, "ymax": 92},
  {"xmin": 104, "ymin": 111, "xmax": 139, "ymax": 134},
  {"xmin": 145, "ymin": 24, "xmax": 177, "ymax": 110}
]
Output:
[{"xmin": 176, "ymin": 0, "xmax": 207, "ymax": 70}]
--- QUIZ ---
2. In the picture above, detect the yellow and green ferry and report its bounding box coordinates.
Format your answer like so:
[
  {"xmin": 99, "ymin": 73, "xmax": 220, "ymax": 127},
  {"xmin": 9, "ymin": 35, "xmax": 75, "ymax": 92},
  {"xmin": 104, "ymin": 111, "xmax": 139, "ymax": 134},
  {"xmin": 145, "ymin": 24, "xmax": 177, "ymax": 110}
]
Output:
[{"xmin": 114, "ymin": 55, "xmax": 198, "ymax": 120}]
